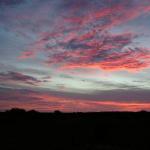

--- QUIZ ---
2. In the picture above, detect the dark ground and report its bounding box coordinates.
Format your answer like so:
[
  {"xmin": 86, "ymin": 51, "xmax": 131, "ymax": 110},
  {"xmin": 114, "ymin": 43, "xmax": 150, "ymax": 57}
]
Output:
[{"xmin": 0, "ymin": 109, "xmax": 150, "ymax": 150}]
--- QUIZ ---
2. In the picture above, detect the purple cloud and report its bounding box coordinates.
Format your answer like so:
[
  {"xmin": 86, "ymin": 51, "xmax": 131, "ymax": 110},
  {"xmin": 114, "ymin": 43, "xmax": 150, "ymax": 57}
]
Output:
[{"xmin": 0, "ymin": 71, "xmax": 42, "ymax": 86}]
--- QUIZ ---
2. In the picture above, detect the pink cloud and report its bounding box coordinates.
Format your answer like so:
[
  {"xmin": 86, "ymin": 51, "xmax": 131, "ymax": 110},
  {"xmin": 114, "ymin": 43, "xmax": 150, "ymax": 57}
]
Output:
[
  {"xmin": 1, "ymin": 89, "xmax": 150, "ymax": 112},
  {"xmin": 19, "ymin": 51, "xmax": 36, "ymax": 60},
  {"xmin": 19, "ymin": 0, "xmax": 150, "ymax": 72}
]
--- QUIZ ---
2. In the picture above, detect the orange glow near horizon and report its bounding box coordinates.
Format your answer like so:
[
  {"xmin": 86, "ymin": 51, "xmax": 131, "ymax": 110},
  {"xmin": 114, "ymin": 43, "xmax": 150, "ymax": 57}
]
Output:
[{"xmin": 1, "ymin": 92, "xmax": 150, "ymax": 112}]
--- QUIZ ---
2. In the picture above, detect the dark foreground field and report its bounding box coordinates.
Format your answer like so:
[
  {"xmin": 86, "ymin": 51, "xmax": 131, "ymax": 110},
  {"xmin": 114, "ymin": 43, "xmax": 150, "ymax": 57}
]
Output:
[{"xmin": 0, "ymin": 109, "xmax": 150, "ymax": 150}]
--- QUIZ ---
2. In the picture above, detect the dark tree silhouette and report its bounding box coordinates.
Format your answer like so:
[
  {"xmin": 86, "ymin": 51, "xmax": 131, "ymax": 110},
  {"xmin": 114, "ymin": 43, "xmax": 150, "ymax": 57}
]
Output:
[
  {"xmin": 0, "ymin": 109, "xmax": 150, "ymax": 150},
  {"xmin": 6, "ymin": 108, "xmax": 26, "ymax": 113}
]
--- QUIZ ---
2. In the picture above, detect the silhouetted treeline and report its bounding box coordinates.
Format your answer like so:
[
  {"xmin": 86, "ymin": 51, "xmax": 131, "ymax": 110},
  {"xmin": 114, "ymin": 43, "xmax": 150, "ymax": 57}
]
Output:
[{"xmin": 0, "ymin": 108, "xmax": 150, "ymax": 150}]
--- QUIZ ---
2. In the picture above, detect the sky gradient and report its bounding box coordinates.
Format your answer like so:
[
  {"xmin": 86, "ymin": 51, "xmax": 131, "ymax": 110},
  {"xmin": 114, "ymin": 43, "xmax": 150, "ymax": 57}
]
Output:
[{"xmin": 0, "ymin": 0, "xmax": 150, "ymax": 112}]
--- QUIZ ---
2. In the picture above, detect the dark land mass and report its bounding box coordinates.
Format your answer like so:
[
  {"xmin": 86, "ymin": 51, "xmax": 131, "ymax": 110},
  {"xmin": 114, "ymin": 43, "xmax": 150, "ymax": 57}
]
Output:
[{"xmin": 0, "ymin": 108, "xmax": 150, "ymax": 150}]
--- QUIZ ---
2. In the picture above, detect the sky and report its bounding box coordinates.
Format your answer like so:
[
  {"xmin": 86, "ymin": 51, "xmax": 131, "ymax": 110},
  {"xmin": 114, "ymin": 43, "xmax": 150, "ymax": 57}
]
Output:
[{"xmin": 0, "ymin": 0, "xmax": 150, "ymax": 112}]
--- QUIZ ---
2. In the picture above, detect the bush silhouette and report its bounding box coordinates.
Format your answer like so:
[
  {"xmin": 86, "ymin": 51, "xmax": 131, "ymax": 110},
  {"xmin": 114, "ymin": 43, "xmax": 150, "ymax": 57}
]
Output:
[
  {"xmin": 54, "ymin": 110, "xmax": 62, "ymax": 114},
  {"xmin": 7, "ymin": 108, "xmax": 26, "ymax": 113}
]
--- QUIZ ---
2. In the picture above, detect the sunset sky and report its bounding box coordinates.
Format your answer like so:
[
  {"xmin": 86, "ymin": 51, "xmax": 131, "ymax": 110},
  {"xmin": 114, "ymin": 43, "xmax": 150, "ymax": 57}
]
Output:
[{"xmin": 0, "ymin": 0, "xmax": 150, "ymax": 112}]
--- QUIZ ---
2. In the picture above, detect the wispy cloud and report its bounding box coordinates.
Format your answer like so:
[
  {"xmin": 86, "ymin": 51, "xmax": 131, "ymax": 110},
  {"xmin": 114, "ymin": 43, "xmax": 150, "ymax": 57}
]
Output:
[
  {"xmin": 0, "ymin": 87, "xmax": 150, "ymax": 112},
  {"xmin": 0, "ymin": 71, "xmax": 44, "ymax": 86},
  {"xmin": 18, "ymin": 0, "xmax": 150, "ymax": 71}
]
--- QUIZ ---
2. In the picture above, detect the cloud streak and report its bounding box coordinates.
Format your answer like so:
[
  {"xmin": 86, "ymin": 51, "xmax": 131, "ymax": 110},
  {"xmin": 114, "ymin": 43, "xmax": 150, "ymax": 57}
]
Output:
[
  {"xmin": 0, "ymin": 71, "xmax": 43, "ymax": 86},
  {"xmin": 0, "ymin": 87, "xmax": 150, "ymax": 112}
]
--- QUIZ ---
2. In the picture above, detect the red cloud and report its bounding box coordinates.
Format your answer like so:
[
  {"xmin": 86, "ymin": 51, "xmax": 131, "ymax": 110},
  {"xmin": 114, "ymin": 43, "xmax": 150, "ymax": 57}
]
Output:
[
  {"xmin": 19, "ymin": 51, "xmax": 36, "ymax": 60},
  {"xmin": 19, "ymin": 1, "xmax": 150, "ymax": 71},
  {"xmin": 1, "ymin": 89, "xmax": 150, "ymax": 112},
  {"xmin": 34, "ymin": 94, "xmax": 150, "ymax": 112},
  {"xmin": 45, "ymin": 32, "xmax": 150, "ymax": 71},
  {"xmin": 59, "ymin": 47, "xmax": 150, "ymax": 71}
]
